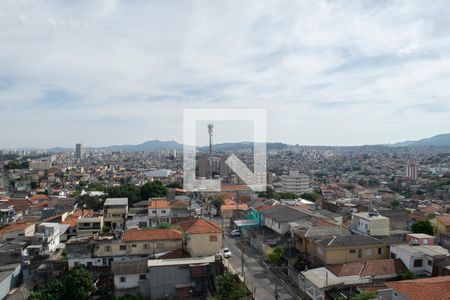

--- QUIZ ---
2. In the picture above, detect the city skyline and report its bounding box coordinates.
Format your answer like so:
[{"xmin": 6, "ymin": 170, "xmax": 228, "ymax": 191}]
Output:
[{"xmin": 1, "ymin": 1, "xmax": 450, "ymax": 148}]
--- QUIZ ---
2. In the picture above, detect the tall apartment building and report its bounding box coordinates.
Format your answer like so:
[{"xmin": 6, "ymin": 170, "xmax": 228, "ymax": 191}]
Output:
[
  {"xmin": 280, "ymin": 171, "xmax": 312, "ymax": 194},
  {"xmin": 405, "ymin": 161, "xmax": 418, "ymax": 180},
  {"xmin": 75, "ymin": 143, "xmax": 82, "ymax": 159}
]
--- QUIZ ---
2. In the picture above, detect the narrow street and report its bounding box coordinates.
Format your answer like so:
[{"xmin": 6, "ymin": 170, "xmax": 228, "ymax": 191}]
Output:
[{"xmin": 223, "ymin": 232, "xmax": 301, "ymax": 300}]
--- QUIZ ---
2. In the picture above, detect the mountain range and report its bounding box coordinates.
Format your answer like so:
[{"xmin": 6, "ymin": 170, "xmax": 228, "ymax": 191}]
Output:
[{"xmin": 40, "ymin": 133, "xmax": 450, "ymax": 153}]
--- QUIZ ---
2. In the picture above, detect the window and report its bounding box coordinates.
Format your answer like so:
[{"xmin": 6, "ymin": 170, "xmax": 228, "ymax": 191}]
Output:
[
  {"xmin": 349, "ymin": 249, "xmax": 356, "ymax": 254},
  {"xmin": 120, "ymin": 277, "xmax": 126, "ymax": 282},
  {"xmin": 414, "ymin": 259, "xmax": 423, "ymax": 267},
  {"xmin": 365, "ymin": 224, "xmax": 368, "ymax": 229},
  {"xmin": 161, "ymin": 210, "xmax": 166, "ymax": 214},
  {"xmin": 423, "ymin": 239, "xmax": 429, "ymax": 245},
  {"xmin": 105, "ymin": 246, "xmax": 111, "ymax": 252},
  {"xmin": 131, "ymin": 244, "xmax": 137, "ymax": 248},
  {"xmin": 378, "ymin": 248, "xmax": 382, "ymax": 254},
  {"xmin": 152, "ymin": 210, "xmax": 156, "ymax": 214},
  {"xmin": 139, "ymin": 274, "xmax": 146, "ymax": 280},
  {"xmin": 209, "ymin": 235, "xmax": 218, "ymax": 242},
  {"xmin": 391, "ymin": 253, "xmax": 396, "ymax": 259},
  {"xmin": 120, "ymin": 245, "xmax": 127, "ymax": 250},
  {"xmin": 358, "ymin": 249, "xmax": 362, "ymax": 258},
  {"xmin": 428, "ymin": 259, "xmax": 432, "ymax": 266},
  {"xmin": 144, "ymin": 244, "xmax": 149, "ymax": 249}
]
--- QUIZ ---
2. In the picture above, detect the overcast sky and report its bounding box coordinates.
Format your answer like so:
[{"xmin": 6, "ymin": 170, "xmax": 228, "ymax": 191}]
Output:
[{"xmin": 1, "ymin": 0, "xmax": 450, "ymax": 148}]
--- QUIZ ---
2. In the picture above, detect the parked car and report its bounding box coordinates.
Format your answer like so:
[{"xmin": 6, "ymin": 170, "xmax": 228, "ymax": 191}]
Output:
[
  {"xmin": 230, "ymin": 229, "xmax": 241, "ymax": 236},
  {"xmin": 223, "ymin": 248, "xmax": 232, "ymax": 258}
]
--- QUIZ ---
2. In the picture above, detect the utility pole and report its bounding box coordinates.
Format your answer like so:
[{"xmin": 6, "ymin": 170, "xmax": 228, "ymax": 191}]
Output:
[{"xmin": 241, "ymin": 234, "xmax": 245, "ymax": 278}]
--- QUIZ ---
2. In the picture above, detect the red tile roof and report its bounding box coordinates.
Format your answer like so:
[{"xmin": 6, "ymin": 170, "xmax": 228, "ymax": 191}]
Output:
[
  {"xmin": 220, "ymin": 204, "xmax": 248, "ymax": 211},
  {"xmin": 329, "ymin": 259, "xmax": 407, "ymax": 277},
  {"xmin": 220, "ymin": 184, "xmax": 250, "ymax": 191},
  {"xmin": 123, "ymin": 228, "xmax": 182, "ymax": 241},
  {"xmin": 387, "ymin": 276, "xmax": 450, "ymax": 300},
  {"xmin": 148, "ymin": 199, "xmax": 170, "ymax": 209},
  {"xmin": 62, "ymin": 210, "xmax": 96, "ymax": 228},
  {"xmin": 178, "ymin": 218, "xmax": 223, "ymax": 234},
  {"xmin": 0, "ymin": 222, "xmax": 34, "ymax": 237},
  {"xmin": 437, "ymin": 215, "xmax": 450, "ymax": 226}
]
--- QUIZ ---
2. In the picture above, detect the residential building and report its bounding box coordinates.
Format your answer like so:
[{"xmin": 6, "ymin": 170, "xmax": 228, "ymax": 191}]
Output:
[
  {"xmin": 293, "ymin": 226, "xmax": 351, "ymax": 256},
  {"xmin": 406, "ymin": 233, "xmax": 435, "ymax": 245},
  {"xmin": 315, "ymin": 235, "xmax": 389, "ymax": 265},
  {"xmin": 299, "ymin": 259, "xmax": 407, "ymax": 300},
  {"xmin": 178, "ymin": 218, "xmax": 223, "ymax": 257},
  {"xmin": 405, "ymin": 161, "xmax": 419, "ymax": 180},
  {"xmin": 260, "ymin": 205, "xmax": 315, "ymax": 235},
  {"xmin": 111, "ymin": 259, "xmax": 148, "ymax": 296},
  {"xmin": 0, "ymin": 223, "xmax": 35, "ymax": 241},
  {"xmin": 77, "ymin": 214, "xmax": 103, "ymax": 236},
  {"xmin": 220, "ymin": 204, "xmax": 249, "ymax": 219},
  {"xmin": 436, "ymin": 215, "xmax": 450, "ymax": 234},
  {"xmin": 0, "ymin": 263, "xmax": 21, "ymax": 300},
  {"xmin": 148, "ymin": 198, "xmax": 171, "ymax": 227},
  {"xmin": 351, "ymin": 212, "xmax": 390, "ymax": 236},
  {"xmin": 280, "ymin": 171, "xmax": 312, "ymax": 194},
  {"xmin": 103, "ymin": 198, "xmax": 128, "ymax": 231},
  {"xmin": 36, "ymin": 222, "xmax": 61, "ymax": 253},
  {"xmin": 0, "ymin": 203, "xmax": 16, "ymax": 225},
  {"xmin": 390, "ymin": 244, "xmax": 449, "ymax": 276},
  {"xmin": 384, "ymin": 276, "xmax": 450, "ymax": 300}
]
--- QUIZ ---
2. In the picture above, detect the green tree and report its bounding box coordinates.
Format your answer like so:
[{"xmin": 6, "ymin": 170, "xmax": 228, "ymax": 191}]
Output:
[
  {"xmin": 258, "ymin": 186, "xmax": 279, "ymax": 199},
  {"xmin": 267, "ymin": 246, "xmax": 284, "ymax": 266},
  {"xmin": 157, "ymin": 222, "xmax": 170, "ymax": 229},
  {"xmin": 63, "ymin": 266, "xmax": 92, "ymax": 300},
  {"xmin": 300, "ymin": 192, "xmax": 320, "ymax": 202},
  {"xmin": 29, "ymin": 280, "xmax": 64, "ymax": 300},
  {"xmin": 212, "ymin": 195, "xmax": 224, "ymax": 210},
  {"xmin": 216, "ymin": 273, "xmax": 249, "ymax": 300},
  {"xmin": 79, "ymin": 194, "xmax": 104, "ymax": 211},
  {"xmin": 390, "ymin": 199, "xmax": 400, "ymax": 209},
  {"xmin": 140, "ymin": 181, "xmax": 168, "ymax": 200},
  {"xmin": 279, "ymin": 192, "xmax": 298, "ymax": 199},
  {"xmin": 411, "ymin": 220, "xmax": 434, "ymax": 236},
  {"xmin": 352, "ymin": 291, "xmax": 377, "ymax": 300},
  {"xmin": 166, "ymin": 182, "xmax": 183, "ymax": 189},
  {"xmin": 398, "ymin": 271, "xmax": 417, "ymax": 280},
  {"xmin": 107, "ymin": 184, "xmax": 140, "ymax": 204}
]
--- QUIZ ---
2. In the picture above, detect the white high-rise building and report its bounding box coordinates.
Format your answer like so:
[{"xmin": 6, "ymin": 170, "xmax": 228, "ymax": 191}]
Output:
[
  {"xmin": 405, "ymin": 162, "xmax": 418, "ymax": 180},
  {"xmin": 280, "ymin": 171, "xmax": 312, "ymax": 194}
]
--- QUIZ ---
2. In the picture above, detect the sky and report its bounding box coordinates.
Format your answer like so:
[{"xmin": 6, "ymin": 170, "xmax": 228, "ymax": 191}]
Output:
[{"xmin": 1, "ymin": 0, "xmax": 450, "ymax": 148}]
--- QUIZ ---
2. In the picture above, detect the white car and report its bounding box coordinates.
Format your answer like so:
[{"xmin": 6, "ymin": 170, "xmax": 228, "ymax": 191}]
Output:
[
  {"xmin": 230, "ymin": 229, "xmax": 241, "ymax": 237},
  {"xmin": 223, "ymin": 248, "xmax": 232, "ymax": 258}
]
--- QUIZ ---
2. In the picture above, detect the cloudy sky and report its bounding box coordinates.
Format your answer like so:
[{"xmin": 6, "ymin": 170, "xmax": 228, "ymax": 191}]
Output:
[{"xmin": 1, "ymin": 0, "xmax": 450, "ymax": 148}]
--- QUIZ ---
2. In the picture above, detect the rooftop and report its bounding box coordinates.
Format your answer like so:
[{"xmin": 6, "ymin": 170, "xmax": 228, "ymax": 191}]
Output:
[
  {"xmin": 148, "ymin": 199, "xmax": 170, "ymax": 209},
  {"xmin": 387, "ymin": 276, "xmax": 450, "ymax": 300},
  {"xmin": 123, "ymin": 228, "xmax": 182, "ymax": 241},
  {"xmin": 178, "ymin": 218, "xmax": 223, "ymax": 234},
  {"xmin": 391, "ymin": 244, "xmax": 449, "ymax": 257},
  {"xmin": 147, "ymin": 255, "xmax": 216, "ymax": 267},
  {"xmin": 317, "ymin": 235, "xmax": 385, "ymax": 248},
  {"xmin": 104, "ymin": 198, "xmax": 128, "ymax": 206}
]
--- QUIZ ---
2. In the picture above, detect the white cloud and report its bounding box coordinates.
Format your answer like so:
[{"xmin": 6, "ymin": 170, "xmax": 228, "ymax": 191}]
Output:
[{"xmin": 0, "ymin": 0, "xmax": 449, "ymax": 148}]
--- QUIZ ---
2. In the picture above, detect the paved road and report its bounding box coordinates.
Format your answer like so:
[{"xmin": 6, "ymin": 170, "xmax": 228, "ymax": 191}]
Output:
[{"xmin": 223, "ymin": 233, "xmax": 301, "ymax": 300}]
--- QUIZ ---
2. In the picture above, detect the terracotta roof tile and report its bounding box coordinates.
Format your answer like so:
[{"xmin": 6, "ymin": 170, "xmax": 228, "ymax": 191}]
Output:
[
  {"xmin": 437, "ymin": 215, "xmax": 450, "ymax": 226},
  {"xmin": 178, "ymin": 218, "xmax": 223, "ymax": 234},
  {"xmin": 220, "ymin": 204, "xmax": 248, "ymax": 211},
  {"xmin": 387, "ymin": 276, "xmax": 450, "ymax": 300},
  {"xmin": 148, "ymin": 199, "xmax": 170, "ymax": 209},
  {"xmin": 123, "ymin": 228, "xmax": 182, "ymax": 241}
]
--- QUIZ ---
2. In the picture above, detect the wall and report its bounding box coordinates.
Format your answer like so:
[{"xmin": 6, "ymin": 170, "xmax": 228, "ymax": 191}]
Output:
[
  {"xmin": 316, "ymin": 244, "xmax": 389, "ymax": 265},
  {"xmin": 114, "ymin": 274, "xmax": 141, "ymax": 290},
  {"xmin": 149, "ymin": 265, "xmax": 191, "ymax": 299},
  {"xmin": 186, "ymin": 233, "xmax": 222, "ymax": 257},
  {"xmin": 96, "ymin": 239, "xmax": 182, "ymax": 257}
]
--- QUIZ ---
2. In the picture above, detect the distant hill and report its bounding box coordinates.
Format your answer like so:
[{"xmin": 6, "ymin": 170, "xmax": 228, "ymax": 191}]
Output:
[
  {"xmin": 105, "ymin": 140, "xmax": 182, "ymax": 152},
  {"xmin": 391, "ymin": 133, "xmax": 450, "ymax": 147},
  {"xmin": 197, "ymin": 142, "xmax": 288, "ymax": 153}
]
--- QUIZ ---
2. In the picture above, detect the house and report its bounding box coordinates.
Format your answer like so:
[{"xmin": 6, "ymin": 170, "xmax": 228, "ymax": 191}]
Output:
[
  {"xmin": 436, "ymin": 215, "xmax": 450, "ymax": 234},
  {"xmin": 77, "ymin": 213, "xmax": 103, "ymax": 236},
  {"xmin": 315, "ymin": 235, "xmax": 389, "ymax": 265},
  {"xmin": 0, "ymin": 223, "xmax": 35, "ymax": 241},
  {"xmin": 379, "ymin": 210, "xmax": 409, "ymax": 230},
  {"xmin": 103, "ymin": 198, "xmax": 128, "ymax": 231},
  {"xmin": 147, "ymin": 256, "xmax": 218, "ymax": 299},
  {"xmin": 351, "ymin": 212, "xmax": 390, "ymax": 236},
  {"xmin": 0, "ymin": 263, "xmax": 21, "ymax": 300},
  {"xmin": 148, "ymin": 198, "xmax": 171, "ymax": 227},
  {"xmin": 36, "ymin": 223, "xmax": 61, "ymax": 253},
  {"xmin": 260, "ymin": 205, "xmax": 315, "ymax": 235},
  {"xmin": 406, "ymin": 233, "xmax": 435, "ymax": 245},
  {"xmin": 111, "ymin": 259, "xmax": 148, "ymax": 296},
  {"xmin": 177, "ymin": 218, "xmax": 223, "ymax": 257},
  {"xmin": 299, "ymin": 259, "xmax": 407, "ymax": 300},
  {"xmin": 0, "ymin": 203, "xmax": 17, "ymax": 225},
  {"xmin": 170, "ymin": 200, "xmax": 191, "ymax": 218},
  {"xmin": 126, "ymin": 201, "xmax": 150, "ymax": 229},
  {"xmin": 293, "ymin": 226, "xmax": 351, "ymax": 256},
  {"xmin": 390, "ymin": 244, "xmax": 449, "ymax": 276},
  {"xmin": 383, "ymin": 276, "xmax": 450, "ymax": 300},
  {"xmin": 66, "ymin": 229, "xmax": 182, "ymax": 269},
  {"xmin": 220, "ymin": 204, "xmax": 249, "ymax": 219}
]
